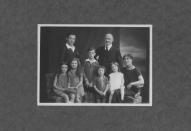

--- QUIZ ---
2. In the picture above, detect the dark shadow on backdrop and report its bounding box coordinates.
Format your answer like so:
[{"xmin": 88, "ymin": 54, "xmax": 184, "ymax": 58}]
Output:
[{"xmin": 120, "ymin": 27, "xmax": 150, "ymax": 102}]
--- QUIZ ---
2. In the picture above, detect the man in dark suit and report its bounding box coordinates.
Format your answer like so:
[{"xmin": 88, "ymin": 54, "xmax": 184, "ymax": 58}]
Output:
[
  {"xmin": 60, "ymin": 33, "xmax": 81, "ymax": 65},
  {"xmin": 96, "ymin": 33, "xmax": 123, "ymax": 76}
]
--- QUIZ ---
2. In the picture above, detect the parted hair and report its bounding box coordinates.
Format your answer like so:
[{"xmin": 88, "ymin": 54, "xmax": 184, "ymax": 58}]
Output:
[
  {"xmin": 123, "ymin": 54, "xmax": 134, "ymax": 60},
  {"xmin": 70, "ymin": 57, "xmax": 82, "ymax": 77}
]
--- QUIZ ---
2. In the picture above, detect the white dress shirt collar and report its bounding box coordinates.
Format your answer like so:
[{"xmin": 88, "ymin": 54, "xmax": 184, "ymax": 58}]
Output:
[
  {"xmin": 85, "ymin": 58, "xmax": 97, "ymax": 64},
  {"xmin": 105, "ymin": 44, "xmax": 112, "ymax": 51},
  {"xmin": 66, "ymin": 43, "xmax": 75, "ymax": 52}
]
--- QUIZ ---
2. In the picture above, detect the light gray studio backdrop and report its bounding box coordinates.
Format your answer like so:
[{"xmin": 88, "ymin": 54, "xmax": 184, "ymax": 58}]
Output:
[{"xmin": 1, "ymin": 0, "xmax": 191, "ymax": 130}]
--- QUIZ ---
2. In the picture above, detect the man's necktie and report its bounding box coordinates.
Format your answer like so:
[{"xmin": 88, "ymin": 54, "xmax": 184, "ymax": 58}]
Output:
[{"xmin": 106, "ymin": 46, "xmax": 109, "ymax": 52}]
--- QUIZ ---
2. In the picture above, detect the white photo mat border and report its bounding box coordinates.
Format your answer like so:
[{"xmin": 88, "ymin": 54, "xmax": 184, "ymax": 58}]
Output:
[{"xmin": 37, "ymin": 24, "xmax": 153, "ymax": 106}]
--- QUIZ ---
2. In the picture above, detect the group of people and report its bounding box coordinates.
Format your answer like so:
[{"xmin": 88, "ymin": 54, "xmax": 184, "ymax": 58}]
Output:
[{"xmin": 52, "ymin": 33, "xmax": 144, "ymax": 103}]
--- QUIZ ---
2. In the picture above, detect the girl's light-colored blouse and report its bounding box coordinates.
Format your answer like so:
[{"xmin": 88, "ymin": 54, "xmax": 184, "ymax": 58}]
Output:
[{"xmin": 109, "ymin": 72, "xmax": 124, "ymax": 91}]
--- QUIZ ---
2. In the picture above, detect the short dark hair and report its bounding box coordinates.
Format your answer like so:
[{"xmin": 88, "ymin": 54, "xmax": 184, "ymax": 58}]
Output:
[
  {"xmin": 98, "ymin": 65, "xmax": 106, "ymax": 72},
  {"xmin": 57, "ymin": 61, "xmax": 68, "ymax": 75},
  {"xmin": 123, "ymin": 54, "xmax": 134, "ymax": 60},
  {"xmin": 66, "ymin": 33, "xmax": 76, "ymax": 38},
  {"xmin": 87, "ymin": 47, "xmax": 96, "ymax": 52},
  {"xmin": 60, "ymin": 61, "xmax": 68, "ymax": 67}
]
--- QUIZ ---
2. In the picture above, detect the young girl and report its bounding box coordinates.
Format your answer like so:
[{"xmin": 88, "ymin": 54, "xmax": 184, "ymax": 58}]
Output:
[
  {"xmin": 108, "ymin": 62, "xmax": 125, "ymax": 103},
  {"xmin": 53, "ymin": 62, "xmax": 76, "ymax": 103},
  {"xmin": 93, "ymin": 66, "xmax": 109, "ymax": 103},
  {"xmin": 122, "ymin": 54, "xmax": 144, "ymax": 103},
  {"xmin": 68, "ymin": 58, "xmax": 84, "ymax": 103}
]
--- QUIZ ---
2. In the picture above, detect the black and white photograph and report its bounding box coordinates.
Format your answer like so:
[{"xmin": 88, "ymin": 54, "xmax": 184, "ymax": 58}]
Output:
[
  {"xmin": 2, "ymin": 0, "xmax": 191, "ymax": 130},
  {"xmin": 38, "ymin": 24, "xmax": 152, "ymax": 106}
]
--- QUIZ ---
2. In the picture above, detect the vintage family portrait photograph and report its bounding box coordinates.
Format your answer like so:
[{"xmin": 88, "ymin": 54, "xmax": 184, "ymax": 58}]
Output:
[{"xmin": 37, "ymin": 24, "xmax": 152, "ymax": 106}]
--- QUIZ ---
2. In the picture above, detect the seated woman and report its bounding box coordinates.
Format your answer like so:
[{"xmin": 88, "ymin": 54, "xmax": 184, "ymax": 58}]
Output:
[
  {"xmin": 122, "ymin": 54, "xmax": 144, "ymax": 103},
  {"xmin": 53, "ymin": 62, "xmax": 76, "ymax": 103}
]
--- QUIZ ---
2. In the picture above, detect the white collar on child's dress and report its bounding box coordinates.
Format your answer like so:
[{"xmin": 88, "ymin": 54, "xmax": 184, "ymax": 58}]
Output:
[
  {"xmin": 85, "ymin": 58, "xmax": 97, "ymax": 64},
  {"xmin": 110, "ymin": 72, "xmax": 122, "ymax": 75},
  {"xmin": 66, "ymin": 43, "xmax": 75, "ymax": 52},
  {"xmin": 126, "ymin": 65, "xmax": 135, "ymax": 70}
]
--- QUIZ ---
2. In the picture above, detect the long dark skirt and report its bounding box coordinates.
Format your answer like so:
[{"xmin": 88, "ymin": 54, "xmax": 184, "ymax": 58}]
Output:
[{"xmin": 111, "ymin": 89, "xmax": 122, "ymax": 103}]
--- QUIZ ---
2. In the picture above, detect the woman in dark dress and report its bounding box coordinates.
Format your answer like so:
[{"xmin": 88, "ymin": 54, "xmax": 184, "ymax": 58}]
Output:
[{"xmin": 122, "ymin": 54, "xmax": 144, "ymax": 103}]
